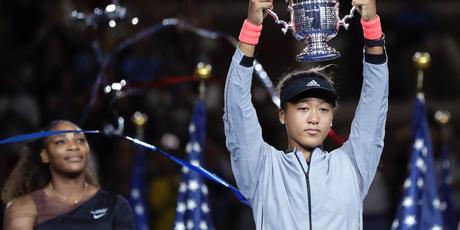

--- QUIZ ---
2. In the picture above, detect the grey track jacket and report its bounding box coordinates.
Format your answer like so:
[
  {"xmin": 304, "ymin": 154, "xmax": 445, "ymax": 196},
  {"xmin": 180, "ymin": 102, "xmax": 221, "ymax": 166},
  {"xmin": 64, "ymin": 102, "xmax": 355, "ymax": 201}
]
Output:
[{"xmin": 223, "ymin": 48, "xmax": 389, "ymax": 230}]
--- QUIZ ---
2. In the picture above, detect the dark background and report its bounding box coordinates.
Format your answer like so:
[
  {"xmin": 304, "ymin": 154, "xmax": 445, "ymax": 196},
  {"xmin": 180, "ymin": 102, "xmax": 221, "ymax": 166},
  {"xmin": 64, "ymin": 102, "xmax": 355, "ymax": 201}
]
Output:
[{"xmin": 1, "ymin": 0, "xmax": 460, "ymax": 229}]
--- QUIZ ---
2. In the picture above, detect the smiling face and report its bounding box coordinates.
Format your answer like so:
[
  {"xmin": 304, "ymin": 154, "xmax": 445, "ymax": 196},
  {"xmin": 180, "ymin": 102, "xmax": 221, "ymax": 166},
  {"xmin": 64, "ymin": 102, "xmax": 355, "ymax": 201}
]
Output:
[
  {"xmin": 279, "ymin": 97, "xmax": 334, "ymax": 153},
  {"xmin": 40, "ymin": 121, "xmax": 90, "ymax": 177}
]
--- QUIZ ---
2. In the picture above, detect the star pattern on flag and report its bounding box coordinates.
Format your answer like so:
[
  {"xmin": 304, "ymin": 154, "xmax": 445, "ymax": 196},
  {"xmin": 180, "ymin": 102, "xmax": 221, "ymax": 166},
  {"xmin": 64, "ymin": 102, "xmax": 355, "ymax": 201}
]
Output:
[
  {"xmin": 415, "ymin": 157, "xmax": 426, "ymax": 172},
  {"xmin": 174, "ymin": 101, "xmax": 215, "ymax": 230},
  {"xmin": 402, "ymin": 197, "xmax": 414, "ymax": 208},
  {"xmin": 201, "ymin": 203, "xmax": 209, "ymax": 213},
  {"xmin": 128, "ymin": 147, "xmax": 149, "ymax": 230},
  {"xmin": 416, "ymin": 178, "xmax": 424, "ymax": 188},
  {"xmin": 189, "ymin": 180, "xmax": 199, "ymax": 191},
  {"xmin": 438, "ymin": 144, "xmax": 459, "ymax": 229},
  {"xmin": 403, "ymin": 179, "xmax": 411, "ymax": 189},
  {"xmin": 177, "ymin": 202, "xmax": 186, "ymax": 213},
  {"xmin": 392, "ymin": 96, "xmax": 444, "ymax": 230},
  {"xmin": 175, "ymin": 222, "xmax": 186, "ymax": 230},
  {"xmin": 199, "ymin": 221, "xmax": 209, "ymax": 230},
  {"xmin": 404, "ymin": 215, "xmax": 416, "ymax": 226}
]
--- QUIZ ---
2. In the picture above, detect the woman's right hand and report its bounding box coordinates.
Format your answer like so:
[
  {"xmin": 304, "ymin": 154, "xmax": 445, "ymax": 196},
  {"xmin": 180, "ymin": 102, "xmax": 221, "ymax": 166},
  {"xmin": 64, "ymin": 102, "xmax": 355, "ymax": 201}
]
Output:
[{"xmin": 247, "ymin": 0, "xmax": 273, "ymax": 26}]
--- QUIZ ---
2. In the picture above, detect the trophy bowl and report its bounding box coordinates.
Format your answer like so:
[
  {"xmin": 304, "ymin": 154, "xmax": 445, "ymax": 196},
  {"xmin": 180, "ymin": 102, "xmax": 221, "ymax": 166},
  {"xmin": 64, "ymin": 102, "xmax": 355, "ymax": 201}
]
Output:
[{"xmin": 266, "ymin": 0, "xmax": 356, "ymax": 62}]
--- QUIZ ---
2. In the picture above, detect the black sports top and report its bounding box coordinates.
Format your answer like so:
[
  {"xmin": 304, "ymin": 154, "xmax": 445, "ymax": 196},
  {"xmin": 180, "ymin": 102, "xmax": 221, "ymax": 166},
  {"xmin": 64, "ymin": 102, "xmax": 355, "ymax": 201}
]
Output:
[{"xmin": 35, "ymin": 190, "xmax": 135, "ymax": 230}]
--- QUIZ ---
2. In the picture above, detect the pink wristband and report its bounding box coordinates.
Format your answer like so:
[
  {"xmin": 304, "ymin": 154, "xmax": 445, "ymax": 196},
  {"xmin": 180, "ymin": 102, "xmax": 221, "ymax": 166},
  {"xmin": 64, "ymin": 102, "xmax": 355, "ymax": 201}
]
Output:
[
  {"xmin": 239, "ymin": 19, "xmax": 263, "ymax": 45},
  {"xmin": 361, "ymin": 15, "xmax": 382, "ymax": 40}
]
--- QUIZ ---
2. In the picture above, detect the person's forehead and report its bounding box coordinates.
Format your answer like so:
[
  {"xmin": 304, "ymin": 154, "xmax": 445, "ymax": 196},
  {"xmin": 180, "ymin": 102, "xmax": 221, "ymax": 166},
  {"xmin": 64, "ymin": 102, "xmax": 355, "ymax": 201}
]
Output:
[
  {"xmin": 52, "ymin": 122, "xmax": 80, "ymax": 130},
  {"xmin": 293, "ymin": 97, "xmax": 332, "ymax": 105},
  {"xmin": 46, "ymin": 122, "xmax": 84, "ymax": 140}
]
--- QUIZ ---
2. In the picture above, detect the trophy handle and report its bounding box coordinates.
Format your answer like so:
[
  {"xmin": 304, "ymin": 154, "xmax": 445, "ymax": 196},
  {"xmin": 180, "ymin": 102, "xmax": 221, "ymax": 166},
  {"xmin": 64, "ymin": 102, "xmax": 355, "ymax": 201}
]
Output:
[
  {"xmin": 265, "ymin": 8, "xmax": 293, "ymax": 34},
  {"xmin": 338, "ymin": 6, "xmax": 357, "ymax": 30}
]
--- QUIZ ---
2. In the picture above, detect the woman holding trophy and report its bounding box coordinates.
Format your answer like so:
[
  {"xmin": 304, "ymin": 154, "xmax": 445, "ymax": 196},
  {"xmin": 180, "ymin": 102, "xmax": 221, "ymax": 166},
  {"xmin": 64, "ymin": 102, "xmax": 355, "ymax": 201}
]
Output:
[{"xmin": 223, "ymin": 0, "xmax": 388, "ymax": 229}]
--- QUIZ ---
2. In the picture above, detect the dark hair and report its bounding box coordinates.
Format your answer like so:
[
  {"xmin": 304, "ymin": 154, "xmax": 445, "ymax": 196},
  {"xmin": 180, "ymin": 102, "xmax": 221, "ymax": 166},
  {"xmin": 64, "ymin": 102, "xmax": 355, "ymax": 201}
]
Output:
[
  {"xmin": 1, "ymin": 120, "xmax": 99, "ymax": 203},
  {"xmin": 277, "ymin": 65, "xmax": 337, "ymax": 109}
]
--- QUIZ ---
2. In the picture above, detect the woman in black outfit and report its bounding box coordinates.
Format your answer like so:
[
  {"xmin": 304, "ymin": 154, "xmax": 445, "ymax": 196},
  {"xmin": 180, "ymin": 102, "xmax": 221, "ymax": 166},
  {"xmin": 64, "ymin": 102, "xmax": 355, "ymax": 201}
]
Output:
[{"xmin": 2, "ymin": 120, "xmax": 135, "ymax": 230}]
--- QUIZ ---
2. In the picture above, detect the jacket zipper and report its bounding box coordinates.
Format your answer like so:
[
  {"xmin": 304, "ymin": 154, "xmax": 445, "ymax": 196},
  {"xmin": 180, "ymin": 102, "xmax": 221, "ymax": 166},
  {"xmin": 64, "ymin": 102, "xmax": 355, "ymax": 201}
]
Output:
[
  {"xmin": 260, "ymin": 207, "xmax": 264, "ymax": 230},
  {"xmin": 306, "ymin": 158, "xmax": 313, "ymax": 230},
  {"xmin": 295, "ymin": 151, "xmax": 313, "ymax": 230}
]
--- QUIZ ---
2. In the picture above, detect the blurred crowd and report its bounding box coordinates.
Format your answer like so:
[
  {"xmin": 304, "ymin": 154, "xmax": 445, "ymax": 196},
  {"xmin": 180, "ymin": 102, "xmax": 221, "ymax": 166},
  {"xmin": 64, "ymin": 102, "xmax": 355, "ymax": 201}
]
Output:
[{"xmin": 1, "ymin": 0, "xmax": 460, "ymax": 229}]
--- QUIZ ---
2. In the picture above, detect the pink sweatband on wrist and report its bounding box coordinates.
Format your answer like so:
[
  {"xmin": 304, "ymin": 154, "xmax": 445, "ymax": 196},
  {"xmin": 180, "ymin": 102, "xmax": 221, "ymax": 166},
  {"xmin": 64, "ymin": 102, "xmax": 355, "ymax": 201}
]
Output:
[
  {"xmin": 239, "ymin": 19, "xmax": 263, "ymax": 45},
  {"xmin": 361, "ymin": 15, "xmax": 382, "ymax": 40}
]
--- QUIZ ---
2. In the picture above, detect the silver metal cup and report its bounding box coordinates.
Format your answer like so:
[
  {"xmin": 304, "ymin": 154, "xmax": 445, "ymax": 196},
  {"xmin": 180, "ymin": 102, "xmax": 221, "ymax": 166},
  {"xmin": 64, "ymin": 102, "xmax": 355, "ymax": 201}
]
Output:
[{"xmin": 266, "ymin": 0, "xmax": 356, "ymax": 62}]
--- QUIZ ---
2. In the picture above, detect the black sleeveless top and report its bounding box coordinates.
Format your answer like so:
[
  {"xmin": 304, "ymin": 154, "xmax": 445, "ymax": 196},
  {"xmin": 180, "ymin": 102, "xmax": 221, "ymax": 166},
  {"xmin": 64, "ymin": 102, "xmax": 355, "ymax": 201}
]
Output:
[{"xmin": 35, "ymin": 190, "xmax": 135, "ymax": 230}]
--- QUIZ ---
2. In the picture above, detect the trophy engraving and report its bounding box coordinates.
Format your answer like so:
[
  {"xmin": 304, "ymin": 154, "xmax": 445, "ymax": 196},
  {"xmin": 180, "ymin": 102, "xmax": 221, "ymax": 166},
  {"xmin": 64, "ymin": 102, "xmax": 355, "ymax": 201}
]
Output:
[{"xmin": 266, "ymin": 0, "xmax": 356, "ymax": 62}]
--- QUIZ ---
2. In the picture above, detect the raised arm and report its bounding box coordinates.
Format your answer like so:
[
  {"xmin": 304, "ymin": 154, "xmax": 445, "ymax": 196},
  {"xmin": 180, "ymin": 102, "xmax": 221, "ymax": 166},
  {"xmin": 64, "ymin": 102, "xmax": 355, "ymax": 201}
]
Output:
[
  {"xmin": 238, "ymin": 0, "xmax": 272, "ymax": 57},
  {"xmin": 223, "ymin": 0, "xmax": 273, "ymax": 199},
  {"xmin": 341, "ymin": 0, "xmax": 389, "ymax": 197},
  {"xmin": 354, "ymin": 0, "xmax": 384, "ymax": 56}
]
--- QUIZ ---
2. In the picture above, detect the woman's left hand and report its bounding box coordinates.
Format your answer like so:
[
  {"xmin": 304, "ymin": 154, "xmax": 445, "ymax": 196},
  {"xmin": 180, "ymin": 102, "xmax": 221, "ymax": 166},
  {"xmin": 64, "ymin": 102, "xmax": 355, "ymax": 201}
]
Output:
[{"xmin": 352, "ymin": 0, "xmax": 377, "ymax": 21}]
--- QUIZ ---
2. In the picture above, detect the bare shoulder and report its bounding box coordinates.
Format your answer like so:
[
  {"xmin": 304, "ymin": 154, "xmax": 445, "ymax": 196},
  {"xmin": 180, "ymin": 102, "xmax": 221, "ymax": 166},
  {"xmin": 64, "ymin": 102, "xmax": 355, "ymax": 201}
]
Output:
[{"xmin": 3, "ymin": 194, "xmax": 37, "ymax": 230}]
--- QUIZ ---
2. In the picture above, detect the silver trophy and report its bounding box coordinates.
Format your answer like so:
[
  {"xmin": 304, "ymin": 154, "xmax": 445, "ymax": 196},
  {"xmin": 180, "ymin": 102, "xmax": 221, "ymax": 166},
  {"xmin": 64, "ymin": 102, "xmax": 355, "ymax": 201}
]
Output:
[{"xmin": 266, "ymin": 0, "xmax": 356, "ymax": 62}]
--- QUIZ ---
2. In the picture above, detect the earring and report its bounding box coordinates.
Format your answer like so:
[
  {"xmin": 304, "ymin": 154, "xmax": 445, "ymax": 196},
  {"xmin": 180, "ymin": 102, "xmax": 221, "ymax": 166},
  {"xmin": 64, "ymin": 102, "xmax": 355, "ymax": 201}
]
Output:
[{"xmin": 330, "ymin": 123, "xmax": 333, "ymax": 127}]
